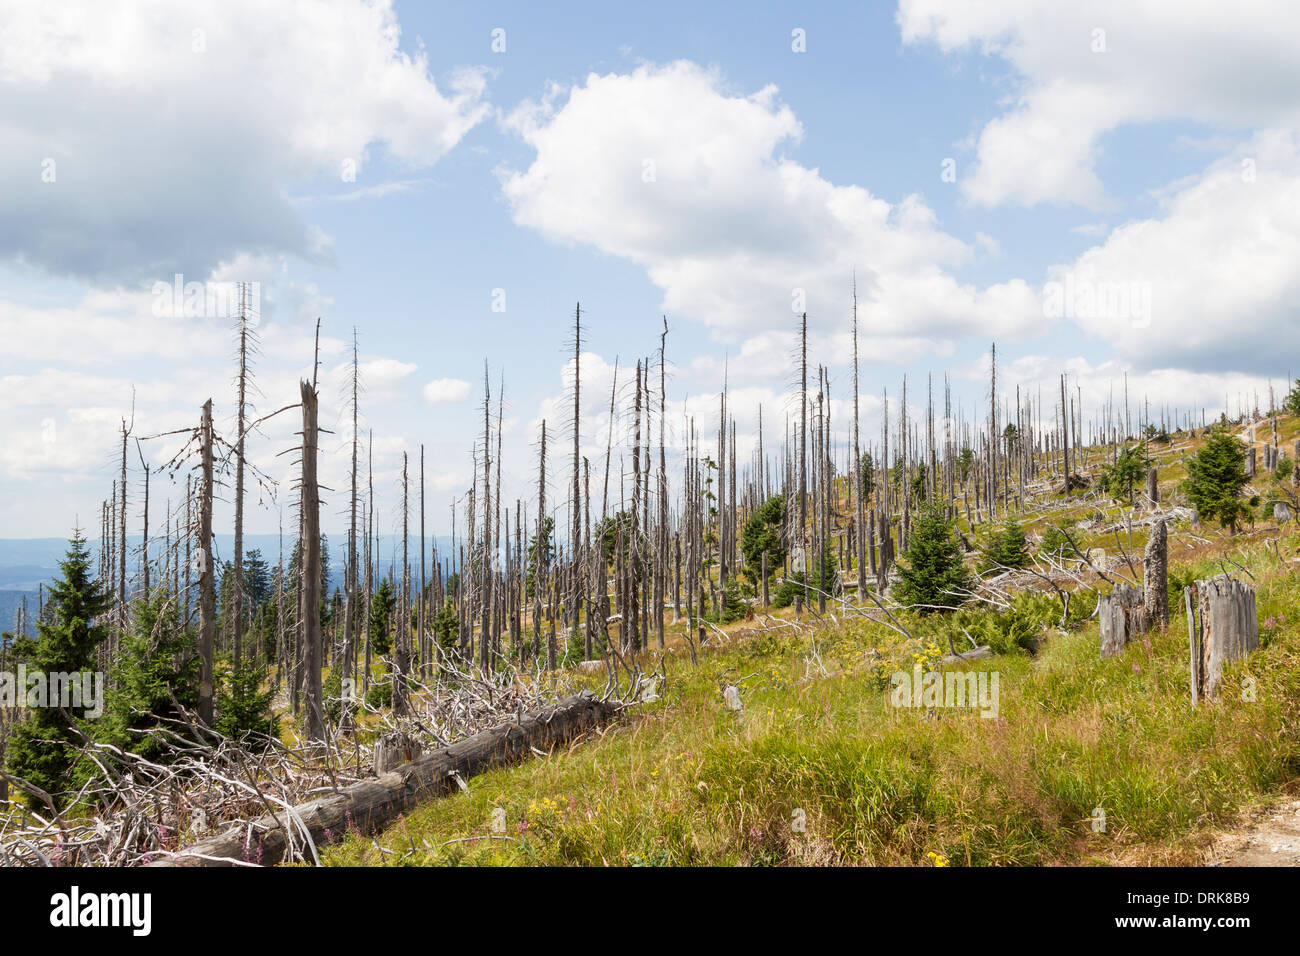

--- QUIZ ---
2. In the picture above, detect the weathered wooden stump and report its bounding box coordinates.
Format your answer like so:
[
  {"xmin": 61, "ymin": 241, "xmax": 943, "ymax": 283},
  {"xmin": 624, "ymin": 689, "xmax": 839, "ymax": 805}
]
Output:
[
  {"xmin": 373, "ymin": 732, "xmax": 423, "ymax": 775},
  {"xmin": 1100, "ymin": 584, "xmax": 1147, "ymax": 658},
  {"xmin": 1187, "ymin": 576, "xmax": 1258, "ymax": 703},
  {"xmin": 1245, "ymin": 446, "xmax": 1256, "ymax": 478},
  {"xmin": 1143, "ymin": 518, "xmax": 1169, "ymax": 629},
  {"xmin": 1146, "ymin": 466, "xmax": 1159, "ymax": 506}
]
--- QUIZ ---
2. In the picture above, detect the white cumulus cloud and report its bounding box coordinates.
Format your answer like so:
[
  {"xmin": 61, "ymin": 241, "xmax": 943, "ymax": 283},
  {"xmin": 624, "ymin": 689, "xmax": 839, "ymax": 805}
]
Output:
[
  {"xmin": 0, "ymin": 0, "xmax": 490, "ymax": 283},
  {"xmin": 898, "ymin": 0, "xmax": 1300, "ymax": 208},
  {"xmin": 422, "ymin": 377, "xmax": 472, "ymax": 404},
  {"xmin": 499, "ymin": 61, "xmax": 1039, "ymax": 345}
]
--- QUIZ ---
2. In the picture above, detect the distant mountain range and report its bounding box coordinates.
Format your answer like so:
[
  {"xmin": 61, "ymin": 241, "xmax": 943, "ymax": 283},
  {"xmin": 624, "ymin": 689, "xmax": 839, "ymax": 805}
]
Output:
[{"xmin": 0, "ymin": 533, "xmax": 457, "ymax": 635}]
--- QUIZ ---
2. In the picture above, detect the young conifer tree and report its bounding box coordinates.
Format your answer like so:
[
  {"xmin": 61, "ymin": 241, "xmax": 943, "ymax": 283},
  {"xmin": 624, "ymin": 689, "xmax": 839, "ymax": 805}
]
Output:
[
  {"xmin": 893, "ymin": 503, "xmax": 971, "ymax": 612},
  {"xmin": 5, "ymin": 533, "xmax": 110, "ymax": 807},
  {"xmin": 1183, "ymin": 430, "xmax": 1252, "ymax": 533}
]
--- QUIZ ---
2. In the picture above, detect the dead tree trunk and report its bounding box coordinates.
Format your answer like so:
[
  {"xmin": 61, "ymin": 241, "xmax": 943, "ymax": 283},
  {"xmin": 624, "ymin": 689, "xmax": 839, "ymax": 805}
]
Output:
[
  {"xmin": 344, "ymin": 332, "xmax": 360, "ymax": 687},
  {"xmin": 419, "ymin": 444, "xmax": 427, "ymax": 679},
  {"xmin": 1060, "ymin": 374, "xmax": 1072, "ymax": 496},
  {"xmin": 1188, "ymin": 576, "xmax": 1258, "ymax": 702},
  {"xmin": 481, "ymin": 366, "xmax": 493, "ymax": 671},
  {"xmin": 197, "ymin": 400, "xmax": 216, "ymax": 725},
  {"xmin": 232, "ymin": 285, "xmax": 251, "ymax": 666},
  {"xmin": 796, "ymin": 312, "xmax": 808, "ymax": 615},
  {"xmin": 300, "ymin": 380, "xmax": 325, "ymax": 740},
  {"xmin": 657, "ymin": 317, "xmax": 668, "ymax": 649},
  {"xmin": 118, "ymin": 419, "xmax": 129, "ymax": 633},
  {"xmin": 139, "ymin": 456, "xmax": 150, "ymax": 601},
  {"xmin": 1143, "ymin": 518, "xmax": 1169, "ymax": 629},
  {"xmin": 395, "ymin": 453, "xmax": 410, "ymax": 716},
  {"xmin": 149, "ymin": 692, "xmax": 621, "ymax": 867},
  {"xmin": 1099, "ymin": 584, "xmax": 1146, "ymax": 658},
  {"xmin": 851, "ymin": 280, "xmax": 867, "ymax": 599},
  {"xmin": 535, "ymin": 419, "xmax": 548, "ymax": 665}
]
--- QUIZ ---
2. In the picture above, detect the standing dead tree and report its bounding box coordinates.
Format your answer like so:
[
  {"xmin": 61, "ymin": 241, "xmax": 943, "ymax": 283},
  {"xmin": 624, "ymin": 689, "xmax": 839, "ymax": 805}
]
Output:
[
  {"xmin": 230, "ymin": 282, "xmax": 258, "ymax": 667},
  {"xmin": 852, "ymin": 279, "xmax": 867, "ymax": 599},
  {"xmin": 299, "ymin": 380, "xmax": 325, "ymax": 740},
  {"xmin": 1144, "ymin": 518, "xmax": 1169, "ymax": 630},
  {"xmin": 343, "ymin": 331, "xmax": 361, "ymax": 691},
  {"xmin": 198, "ymin": 399, "xmax": 217, "ymax": 725}
]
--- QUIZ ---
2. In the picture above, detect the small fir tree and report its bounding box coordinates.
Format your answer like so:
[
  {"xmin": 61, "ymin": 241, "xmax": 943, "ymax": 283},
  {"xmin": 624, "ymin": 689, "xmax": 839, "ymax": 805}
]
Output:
[
  {"xmin": 1183, "ymin": 430, "xmax": 1251, "ymax": 533},
  {"xmin": 5, "ymin": 533, "xmax": 110, "ymax": 807},
  {"xmin": 892, "ymin": 503, "xmax": 972, "ymax": 612}
]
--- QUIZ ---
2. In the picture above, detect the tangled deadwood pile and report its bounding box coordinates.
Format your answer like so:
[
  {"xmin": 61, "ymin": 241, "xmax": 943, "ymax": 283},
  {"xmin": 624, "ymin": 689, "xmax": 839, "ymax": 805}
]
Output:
[{"xmin": 0, "ymin": 655, "xmax": 644, "ymax": 867}]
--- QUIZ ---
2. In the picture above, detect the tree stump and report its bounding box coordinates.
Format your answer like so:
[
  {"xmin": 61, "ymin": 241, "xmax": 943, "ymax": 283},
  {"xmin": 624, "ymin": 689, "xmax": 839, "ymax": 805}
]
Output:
[
  {"xmin": 1143, "ymin": 519, "xmax": 1168, "ymax": 629},
  {"xmin": 1188, "ymin": 576, "xmax": 1258, "ymax": 702},
  {"xmin": 1100, "ymin": 584, "xmax": 1147, "ymax": 658},
  {"xmin": 373, "ymin": 732, "xmax": 423, "ymax": 775},
  {"xmin": 1145, "ymin": 466, "xmax": 1159, "ymax": 507},
  {"xmin": 1245, "ymin": 446, "xmax": 1256, "ymax": 478}
]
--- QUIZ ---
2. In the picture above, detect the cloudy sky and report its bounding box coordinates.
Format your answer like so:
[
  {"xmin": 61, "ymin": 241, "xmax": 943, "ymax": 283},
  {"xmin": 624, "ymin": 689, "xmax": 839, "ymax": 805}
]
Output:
[{"xmin": 1, "ymin": 0, "xmax": 1297, "ymax": 543}]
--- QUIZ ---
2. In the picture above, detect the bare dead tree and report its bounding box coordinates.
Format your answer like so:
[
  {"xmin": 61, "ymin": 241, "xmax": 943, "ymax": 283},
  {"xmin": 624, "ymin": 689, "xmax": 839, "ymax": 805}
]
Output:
[
  {"xmin": 231, "ymin": 282, "xmax": 256, "ymax": 666},
  {"xmin": 535, "ymin": 419, "xmax": 548, "ymax": 665},
  {"xmin": 299, "ymin": 380, "xmax": 325, "ymax": 740},
  {"xmin": 658, "ymin": 316, "xmax": 669, "ymax": 649},
  {"xmin": 118, "ymin": 401, "xmax": 134, "ymax": 634},
  {"xmin": 344, "ymin": 330, "xmax": 360, "ymax": 685},
  {"xmin": 197, "ymin": 399, "xmax": 216, "ymax": 725},
  {"xmin": 851, "ymin": 280, "xmax": 867, "ymax": 598},
  {"xmin": 480, "ymin": 363, "xmax": 493, "ymax": 671}
]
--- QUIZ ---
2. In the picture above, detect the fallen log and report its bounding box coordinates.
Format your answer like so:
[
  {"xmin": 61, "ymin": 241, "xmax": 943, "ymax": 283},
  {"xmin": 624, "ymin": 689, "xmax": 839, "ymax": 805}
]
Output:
[
  {"xmin": 148, "ymin": 691, "xmax": 621, "ymax": 867},
  {"xmin": 940, "ymin": 645, "xmax": 993, "ymax": 665}
]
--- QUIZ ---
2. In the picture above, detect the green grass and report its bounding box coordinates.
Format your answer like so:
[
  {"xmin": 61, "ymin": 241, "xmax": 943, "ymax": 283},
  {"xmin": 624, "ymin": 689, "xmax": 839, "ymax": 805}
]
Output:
[{"xmin": 323, "ymin": 535, "xmax": 1300, "ymax": 867}]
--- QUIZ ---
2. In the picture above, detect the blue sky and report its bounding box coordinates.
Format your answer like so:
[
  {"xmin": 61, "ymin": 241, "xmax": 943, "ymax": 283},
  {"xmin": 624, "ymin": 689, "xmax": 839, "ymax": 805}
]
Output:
[{"xmin": 1, "ymin": 0, "xmax": 1297, "ymax": 543}]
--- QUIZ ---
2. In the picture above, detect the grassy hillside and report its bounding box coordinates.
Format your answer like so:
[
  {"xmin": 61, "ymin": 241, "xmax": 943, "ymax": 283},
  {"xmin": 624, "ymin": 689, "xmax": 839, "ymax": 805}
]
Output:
[{"xmin": 326, "ymin": 528, "xmax": 1300, "ymax": 867}]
